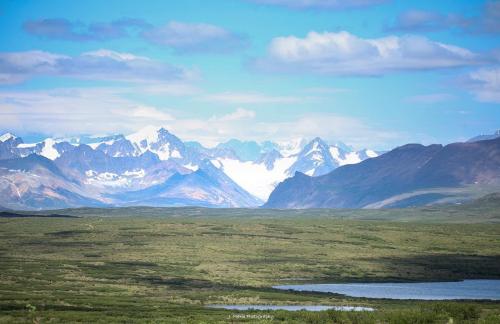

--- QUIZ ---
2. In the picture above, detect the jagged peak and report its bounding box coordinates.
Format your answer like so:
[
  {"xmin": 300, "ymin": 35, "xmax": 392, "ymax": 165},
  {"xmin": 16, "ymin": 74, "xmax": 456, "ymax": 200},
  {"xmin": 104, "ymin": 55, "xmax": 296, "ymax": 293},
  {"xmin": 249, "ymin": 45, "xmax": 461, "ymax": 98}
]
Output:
[
  {"xmin": 301, "ymin": 137, "xmax": 330, "ymax": 155},
  {"xmin": 126, "ymin": 125, "xmax": 162, "ymax": 144},
  {"xmin": 0, "ymin": 132, "xmax": 17, "ymax": 142}
]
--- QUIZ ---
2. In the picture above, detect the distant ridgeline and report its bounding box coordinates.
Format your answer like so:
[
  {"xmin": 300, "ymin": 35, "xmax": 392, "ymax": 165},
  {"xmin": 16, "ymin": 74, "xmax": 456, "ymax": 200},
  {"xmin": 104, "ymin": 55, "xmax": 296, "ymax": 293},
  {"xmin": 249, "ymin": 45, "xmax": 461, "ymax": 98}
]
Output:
[
  {"xmin": 0, "ymin": 127, "xmax": 378, "ymax": 210},
  {"xmin": 0, "ymin": 128, "xmax": 498, "ymax": 210},
  {"xmin": 265, "ymin": 136, "xmax": 500, "ymax": 209}
]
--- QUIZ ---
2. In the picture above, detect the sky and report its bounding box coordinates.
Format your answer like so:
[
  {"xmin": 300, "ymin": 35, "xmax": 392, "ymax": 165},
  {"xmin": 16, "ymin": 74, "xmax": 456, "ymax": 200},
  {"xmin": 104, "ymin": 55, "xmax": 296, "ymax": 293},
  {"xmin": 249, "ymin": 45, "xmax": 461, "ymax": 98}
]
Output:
[{"xmin": 0, "ymin": 0, "xmax": 499, "ymax": 150}]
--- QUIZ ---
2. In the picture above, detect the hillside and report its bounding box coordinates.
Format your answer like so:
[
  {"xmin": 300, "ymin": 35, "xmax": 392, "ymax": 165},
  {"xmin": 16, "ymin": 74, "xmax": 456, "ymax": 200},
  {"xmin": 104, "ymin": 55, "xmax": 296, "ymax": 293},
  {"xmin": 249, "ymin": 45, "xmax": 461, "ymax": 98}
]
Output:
[{"xmin": 265, "ymin": 138, "xmax": 500, "ymax": 209}]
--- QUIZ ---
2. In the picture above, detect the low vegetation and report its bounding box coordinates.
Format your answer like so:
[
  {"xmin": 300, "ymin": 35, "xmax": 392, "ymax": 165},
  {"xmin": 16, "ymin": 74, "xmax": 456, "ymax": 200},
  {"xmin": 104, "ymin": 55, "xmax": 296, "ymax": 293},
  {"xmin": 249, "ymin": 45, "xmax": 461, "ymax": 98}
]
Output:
[{"xmin": 0, "ymin": 204, "xmax": 499, "ymax": 322}]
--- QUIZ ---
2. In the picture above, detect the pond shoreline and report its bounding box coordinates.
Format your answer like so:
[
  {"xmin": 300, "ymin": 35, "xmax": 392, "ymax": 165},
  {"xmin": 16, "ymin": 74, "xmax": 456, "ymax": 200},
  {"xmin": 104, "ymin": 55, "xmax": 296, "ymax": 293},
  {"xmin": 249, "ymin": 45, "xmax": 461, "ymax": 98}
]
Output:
[
  {"xmin": 273, "ymin": 279, "xmax": 500, "ymax": 300},
  {"xmin": 207, "ymin": 305, "xmax": 375, "ymax": 312}
]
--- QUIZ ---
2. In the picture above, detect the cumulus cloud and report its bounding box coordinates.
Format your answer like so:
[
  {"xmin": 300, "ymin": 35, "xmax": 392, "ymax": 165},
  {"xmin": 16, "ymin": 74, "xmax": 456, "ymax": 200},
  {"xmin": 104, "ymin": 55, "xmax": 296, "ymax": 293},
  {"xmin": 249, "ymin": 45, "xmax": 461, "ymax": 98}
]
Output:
[
  {"xmin": 23, "ymin": 18, "xmax": 149, "ymax": 41},
  {"xmin": 388, "ymin": 1, "xmax": 500, "ymax": 34},
  {"xmin": 0, "ymin": 49, "xmax": 189, "ymax": 84},
  {"xmin": 464, "ymin": 67, "xmax": 500, "ymax": 103},
  {"xmin": 141, "ymin": 21, "xmax": 248, "ymax": 53},
  {"xmin": 201, "ymin": 92, "xmax": 301, "ymax": 104},
  {"xmin": 247, "ymin": 0, "xmax": 388, "ymax": 10},
  {"xmin": 254, "ymin": 31, "xmax": 480, "ymax": 76},
  {"xmin": 24, "ymin": 18, "xmax": 246, "ymax": 54}
]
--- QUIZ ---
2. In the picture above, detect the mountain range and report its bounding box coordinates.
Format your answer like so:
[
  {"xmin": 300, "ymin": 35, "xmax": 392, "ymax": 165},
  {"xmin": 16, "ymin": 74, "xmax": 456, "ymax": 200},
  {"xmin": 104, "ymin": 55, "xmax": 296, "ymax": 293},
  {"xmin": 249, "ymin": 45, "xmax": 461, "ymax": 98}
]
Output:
[
  {"xmin": 0, "ymin": 127, "xmax": 378, "ymax": 210},
  {"xmin": 2, "ymin": 128, "xmax": 498, "ymax": 211},
  {"xmin": 265, "ymin": 136, "xmax": 500, "ymax": 209}
]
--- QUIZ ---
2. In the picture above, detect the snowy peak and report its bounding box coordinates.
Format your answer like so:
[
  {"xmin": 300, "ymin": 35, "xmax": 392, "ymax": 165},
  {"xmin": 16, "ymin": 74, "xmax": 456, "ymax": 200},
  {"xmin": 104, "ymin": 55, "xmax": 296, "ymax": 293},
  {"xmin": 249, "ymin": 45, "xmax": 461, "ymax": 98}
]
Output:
[
  {"xmin": 126, "ymin": 125, "xmax": 162, "ymax": 147},
  {"xmin": 0, "ymin": 128, "xmax": 381, "ymax": 209},
  {"xmin": 39, "ymin": 138, "xmax": 61, "ymax": 160},
  {"xmin": 276, "ymin": 138, "xmax": 308, "ymax": 157},
  {"xmin": 304, "ymin": 137, "xmax": 330, "ymax": 154},
  {"xmin": 212, "ymin": 136, "xmax": 378, "ymax": 201},
  {"xmin": 357, "ymin": 149, "xmax": 378, "ymax": 160},
  {"xmin": 95, "ymin": 135, "xmax": 139, "ymax": 158},
  {"xmin": 302, "ymin": 138, "xmax": 334, "ymax": 167},
  {"xmin": 331, "ymin": 141, "xmax": 354, "ymax": 153},
  {"xmin": 0, "ymin": 133, "xmax": 17, "ymax": 142},
  {"xmin": 286, "ymin": 137, "xmax": 380, "ymax": 177},
  {"xmin": 126, "ymin": 126, "xmax": 186, "ymax": 161},
  {"xmin": 287, "ymin": 137, "xmax": 337, "ymax": 177},
  {"xmin": 0, "ymin": 132, "xmax": 24, "ymax": 159},
  {"xmin": 468, "ymin": 130, "xmax": 500, "ymax": 143}
]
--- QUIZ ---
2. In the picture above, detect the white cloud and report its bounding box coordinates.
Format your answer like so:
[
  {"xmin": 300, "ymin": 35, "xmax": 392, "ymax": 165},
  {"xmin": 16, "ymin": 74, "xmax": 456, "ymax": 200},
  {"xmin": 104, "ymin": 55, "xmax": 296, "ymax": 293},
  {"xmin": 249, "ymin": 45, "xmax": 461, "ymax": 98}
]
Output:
[
  {"xmin": 82, "ymin": 49, "xmax": 148, "ymax": 61},
  {"xmin": 23, "ymin": 18, "xmax": 149, "ymax": 41},
  {"xmin": 0, "ymin": 49, "xmax": 189, "ymax": 84},
  {"xmin": 250, "ymin": 114, "xmax": 401, "ymax": 148},
  {"xmin": 201, "ymin": 92, "xmax": 302, "ymax": 104},
  {"xmin": 0, "ymin": 88, "xmax": 175, "ymax": 136},
  {"xmin": 142, "ymin": 21, "xmax": 247, "ymax": 53},
  {"xmin": 255, "ymin": 31, "xmax": 480, "ymax": 76},
  {"xmin": 465, "ymin": 67, "xmax": 500, "ymax": 103},
  {"xmin": 130, "ymin": 106, "xmax": 174, "ymax": 121},
  {"xmin": 151, "ymin": 112, "xmax": 402, "ymax": 149},
  {"xmin": 215, "ymin": 108, "xmax": 256, "ymax": 121},
  {"xmin": 23, "ymin": 18, "xmax": 248, "ymax": 54},
  {"xmin": 0, "ymin": 87, "xmax": 403, "ymax": 149}
]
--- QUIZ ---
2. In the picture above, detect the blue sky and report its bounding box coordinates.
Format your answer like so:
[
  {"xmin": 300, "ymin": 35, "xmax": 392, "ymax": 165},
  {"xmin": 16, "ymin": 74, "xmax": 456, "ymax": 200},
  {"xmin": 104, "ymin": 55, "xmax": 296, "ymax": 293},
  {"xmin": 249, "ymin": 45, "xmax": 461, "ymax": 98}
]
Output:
[{"xmin": 0, "ymin": 0, "xmax": 499, "ymax": 149}]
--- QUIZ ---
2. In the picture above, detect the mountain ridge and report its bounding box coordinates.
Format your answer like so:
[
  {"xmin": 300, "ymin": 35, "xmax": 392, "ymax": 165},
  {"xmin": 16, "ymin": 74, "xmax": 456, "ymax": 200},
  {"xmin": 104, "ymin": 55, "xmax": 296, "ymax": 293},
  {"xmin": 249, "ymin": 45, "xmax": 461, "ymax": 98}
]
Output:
[
  {"xmin": 264, "ymin": 137, "xmax": 500, "ymax": 209},
  {"xmin": 0, "ymin": 127, "xmax": 378, "ymax": 209}
]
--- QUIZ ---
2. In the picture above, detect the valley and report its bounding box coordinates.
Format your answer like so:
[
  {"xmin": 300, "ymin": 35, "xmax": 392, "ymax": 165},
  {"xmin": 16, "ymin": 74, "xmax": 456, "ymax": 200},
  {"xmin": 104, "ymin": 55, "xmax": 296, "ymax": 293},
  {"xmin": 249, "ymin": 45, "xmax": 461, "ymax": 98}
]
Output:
[
  {"xmin": 0, "ymin": 199, "xmax": 499, "ymax": 322},
  {"xmin": 2, "ymin": 0, "xmax": 500, "ymax": 322}
]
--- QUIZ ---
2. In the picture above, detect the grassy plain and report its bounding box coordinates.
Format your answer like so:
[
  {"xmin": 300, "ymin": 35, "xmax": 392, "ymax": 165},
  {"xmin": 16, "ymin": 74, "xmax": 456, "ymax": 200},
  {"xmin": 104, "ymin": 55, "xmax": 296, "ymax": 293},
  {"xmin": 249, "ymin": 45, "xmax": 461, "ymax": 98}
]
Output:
[{"xmin": 0, "ymin": 201, "xmax": 499, "ymax": 323}]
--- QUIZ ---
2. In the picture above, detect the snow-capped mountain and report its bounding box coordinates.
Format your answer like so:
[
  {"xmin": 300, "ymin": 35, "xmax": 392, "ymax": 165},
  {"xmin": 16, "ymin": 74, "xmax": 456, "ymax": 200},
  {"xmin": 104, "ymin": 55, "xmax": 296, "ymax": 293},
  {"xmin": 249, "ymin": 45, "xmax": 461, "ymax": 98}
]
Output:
[
  {"xmin": 92, "ymin": 135, "xmax": 138, "ymax": 157},
  {"xmin": 276, "ymin": 138, "xmax": 308, "ymax": 156},
  {"xmin": 213, "ymin": 154, "xmax": 298, "ymax": 201},
  {"xmin": 287, "ymin": 137, "xmax": 337, "ymax": 177},
  {"xmin": 110, "ymin": 159, "xmax": 261, "ymax": 208},
  {"xmin": 468, "ymin": 130, "xmax": 500, "ymax": 143},
  {"xmin": 0, "ymin": 133, "xmax": 17, "ymax": 143},
  {"xmin": 0, "ymin": 127, "xmax": 378, "ymax": 209},
  {"xmin": 0, "ymin": 133, "xmax": 23, "ymax": 159},
  {"xmin": 265, "ymin": 137, "xmax": 500, "ymax": 209},
  {"xmin": 211, "ymin": 137, "xmax": 379, "ymax": 200},
  {"xmin": 126, "ymin": 126, "xmax": 187, "ymax": 160}
]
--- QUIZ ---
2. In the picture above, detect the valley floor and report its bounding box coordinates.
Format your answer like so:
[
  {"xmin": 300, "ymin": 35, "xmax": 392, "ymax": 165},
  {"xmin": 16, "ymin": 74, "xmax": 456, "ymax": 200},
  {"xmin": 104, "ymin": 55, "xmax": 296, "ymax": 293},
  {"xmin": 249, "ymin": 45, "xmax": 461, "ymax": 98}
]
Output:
[{"xmin": 0, "ymin": 207, "xmax": 499, "ymax": 323}]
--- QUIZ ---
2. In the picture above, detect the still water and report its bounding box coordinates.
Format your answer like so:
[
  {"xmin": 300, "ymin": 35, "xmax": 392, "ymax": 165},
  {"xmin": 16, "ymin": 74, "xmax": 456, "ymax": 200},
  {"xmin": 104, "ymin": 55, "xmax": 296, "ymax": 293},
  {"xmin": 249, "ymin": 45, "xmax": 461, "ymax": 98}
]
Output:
[
  {"xmin": 273, "ymin": 279, "xmax": 500, "ymax": 300},
  {"xmin": 207, "ymin": 305, "xmax": 374, "ymax": 311}
]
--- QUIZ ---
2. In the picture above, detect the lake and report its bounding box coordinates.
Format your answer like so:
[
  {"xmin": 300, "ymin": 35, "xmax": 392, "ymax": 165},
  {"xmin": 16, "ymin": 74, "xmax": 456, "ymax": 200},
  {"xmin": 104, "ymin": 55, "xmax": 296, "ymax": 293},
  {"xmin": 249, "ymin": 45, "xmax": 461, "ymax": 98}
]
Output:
[
  {"xmin": 273, "ymin": 279, "xmax": 500, "ymax": 300},
  {"xmin": 207, "ymin": 305, "xmax": 374, "ymax": 311}
]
